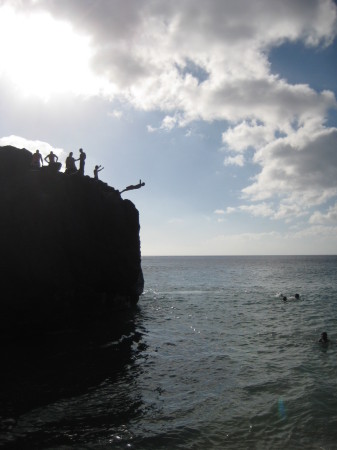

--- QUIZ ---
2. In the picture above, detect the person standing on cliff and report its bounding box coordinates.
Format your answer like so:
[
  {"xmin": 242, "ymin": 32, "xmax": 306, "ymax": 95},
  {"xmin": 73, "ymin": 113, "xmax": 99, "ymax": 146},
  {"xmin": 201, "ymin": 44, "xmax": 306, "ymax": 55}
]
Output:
[
  {"xmin": 31, "ymin": 149, "xmax": 43, "ymax": 168},
  {"xmin": 94, "ymin": 165, "xmax": 104, "ymax": 180},
  {"xmin": 65, "ymin": 152, "xmax": 77, "ymax": 174},
  {"xmin": 76, "ymin": 148, "xmax": 86, "ymax": 175}
]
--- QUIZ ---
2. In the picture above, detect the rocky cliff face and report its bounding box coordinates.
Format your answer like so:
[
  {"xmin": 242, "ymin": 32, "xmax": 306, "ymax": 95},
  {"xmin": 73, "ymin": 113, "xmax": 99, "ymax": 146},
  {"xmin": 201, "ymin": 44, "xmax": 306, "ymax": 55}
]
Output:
[{"xmin": 0, "ymin": 146, "xmax": 143, "ymax": 339}]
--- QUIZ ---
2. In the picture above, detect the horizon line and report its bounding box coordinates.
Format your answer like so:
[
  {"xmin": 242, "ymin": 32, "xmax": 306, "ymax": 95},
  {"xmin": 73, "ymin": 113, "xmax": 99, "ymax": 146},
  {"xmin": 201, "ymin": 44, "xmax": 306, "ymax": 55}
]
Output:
[{"xmin": 141, "ymin": 254, "xmax": 337, "ymax": 257}]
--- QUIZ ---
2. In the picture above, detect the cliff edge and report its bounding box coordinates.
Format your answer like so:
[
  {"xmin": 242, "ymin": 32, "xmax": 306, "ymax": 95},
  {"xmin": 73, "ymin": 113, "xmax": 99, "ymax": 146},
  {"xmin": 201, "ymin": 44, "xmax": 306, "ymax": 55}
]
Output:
[{"xmin": 0, "ymin": 146, "xmax": 144, "ymax": 339}]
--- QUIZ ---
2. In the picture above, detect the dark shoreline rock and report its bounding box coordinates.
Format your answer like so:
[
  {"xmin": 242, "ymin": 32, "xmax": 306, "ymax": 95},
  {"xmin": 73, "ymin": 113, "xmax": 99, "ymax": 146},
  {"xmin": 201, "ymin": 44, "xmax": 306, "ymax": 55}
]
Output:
[{"xmin": 0, "ymin": 146, "xmax": 143, "ymax": 340}]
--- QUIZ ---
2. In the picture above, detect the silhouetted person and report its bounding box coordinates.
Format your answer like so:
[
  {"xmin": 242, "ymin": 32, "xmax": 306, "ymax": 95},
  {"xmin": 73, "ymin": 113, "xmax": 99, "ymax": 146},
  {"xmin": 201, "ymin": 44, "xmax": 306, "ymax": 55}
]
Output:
[
  {"xmin": 120, "ymin": 179, "xmax": 145, "ymax": 194},
  {"xmin": 282, "ymin": 296, "xmax": 287, "ymax": 302},
  {"xmin": 45, "ymin": 151, "xmax": 57, "ymax": 165},
  {"xmin": 31, "ymin": 149, "xmax": 43, "ymax": 168},
  {"xmin": 45, "ymin": 151, "xmax": 62, "ymax": 171},
  {"xmin": 94, "ymin": 165, "xmax": 104, "ymax": 180},
  {"xmin": 319, "ymin": 332, "xmax": 329, "ymax": 344},
  {"xmin": 65, "ymin": 152, "xmax": 77, "ymax": 174},
  {"xmin": 76, "ymin": 148, "xmax": 86, "ymax": 175},
  {"xmin": 294, "ymin": 293, "xmax": 300, "ymax": 300}
]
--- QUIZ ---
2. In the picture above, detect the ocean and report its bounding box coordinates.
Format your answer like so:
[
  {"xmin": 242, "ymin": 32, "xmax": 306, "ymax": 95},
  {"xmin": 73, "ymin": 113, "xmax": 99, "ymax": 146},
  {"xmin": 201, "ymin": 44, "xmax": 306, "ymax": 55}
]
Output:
[{"xmin": 1, "ymin": 255, "xmax": 337, "ymax": 449}]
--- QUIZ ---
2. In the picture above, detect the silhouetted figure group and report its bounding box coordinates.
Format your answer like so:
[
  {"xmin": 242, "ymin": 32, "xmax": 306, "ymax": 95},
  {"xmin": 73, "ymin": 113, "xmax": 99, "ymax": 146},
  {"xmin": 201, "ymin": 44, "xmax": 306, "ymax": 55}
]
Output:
[
  {"xmin": 31, "ymin": 148, "xmax": 87, "ymax": 176},
  {"xmin": 65, "ymin": 148, "xmax": 86, "ymax": 175},
  {"xmin": 30, "ymin": 147, "xmax": 146, "ymax": 190}
]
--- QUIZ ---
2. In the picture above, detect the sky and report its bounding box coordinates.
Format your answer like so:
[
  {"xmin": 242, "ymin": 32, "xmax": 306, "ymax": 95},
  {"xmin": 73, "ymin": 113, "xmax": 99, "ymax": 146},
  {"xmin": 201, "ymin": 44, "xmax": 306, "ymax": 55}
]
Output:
[{"xmin": 0, "ymin": 0, "xmax": 337, "ymax": 255}]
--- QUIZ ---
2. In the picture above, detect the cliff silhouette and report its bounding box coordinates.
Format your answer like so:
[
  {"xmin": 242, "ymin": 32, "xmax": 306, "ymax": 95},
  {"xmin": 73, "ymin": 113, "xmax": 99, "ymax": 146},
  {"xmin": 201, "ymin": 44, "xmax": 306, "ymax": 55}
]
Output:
[{"xmin": 0, "ymin": 146, "xmax": 143, "ymax": 339}]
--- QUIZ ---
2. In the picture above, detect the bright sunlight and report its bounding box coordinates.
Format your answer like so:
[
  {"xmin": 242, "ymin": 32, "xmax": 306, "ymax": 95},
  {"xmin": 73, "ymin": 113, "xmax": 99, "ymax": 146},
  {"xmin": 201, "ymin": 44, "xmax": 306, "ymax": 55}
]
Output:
[{"xmin": 0, "ymin": 6, "xmax": 109, "ymax": 100}]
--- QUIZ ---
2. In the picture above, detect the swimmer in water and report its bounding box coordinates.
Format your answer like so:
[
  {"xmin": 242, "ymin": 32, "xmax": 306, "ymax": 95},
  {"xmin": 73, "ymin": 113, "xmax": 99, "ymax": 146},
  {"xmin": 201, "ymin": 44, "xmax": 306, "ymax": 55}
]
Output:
[
  {"xmin": 282, "ymin": 296, "xmax": 287, "ymax": 302},
  {"xmin": 288, "ymin": 293, "xmax": 300, "ymax": 300},
  {"xmin": 319, "ymin": 332, "xmax": 329, "ymax": 344}
]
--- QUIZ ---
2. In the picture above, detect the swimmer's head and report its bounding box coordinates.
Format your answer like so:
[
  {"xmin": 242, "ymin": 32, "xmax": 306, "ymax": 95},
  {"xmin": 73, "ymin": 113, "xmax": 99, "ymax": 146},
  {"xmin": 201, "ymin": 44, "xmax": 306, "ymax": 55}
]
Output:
[
  {"xmin": 283, "ymin": 296, "xmax": 287, "ymax": 301},
  {"xmin": 321, "ymin": 332, "xmax": 328, "ymax": 342},
  {"xmin": 295, "ymin": 293, "xmax": 300, "ymax": 299}
]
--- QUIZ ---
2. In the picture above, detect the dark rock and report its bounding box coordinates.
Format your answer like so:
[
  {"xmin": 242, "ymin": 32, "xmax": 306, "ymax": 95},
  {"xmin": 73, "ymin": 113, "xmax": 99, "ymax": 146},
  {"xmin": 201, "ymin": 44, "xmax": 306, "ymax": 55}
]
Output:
[{"xmin": 0, "ymin": 146, "xmax": 144, "ymax": 340}]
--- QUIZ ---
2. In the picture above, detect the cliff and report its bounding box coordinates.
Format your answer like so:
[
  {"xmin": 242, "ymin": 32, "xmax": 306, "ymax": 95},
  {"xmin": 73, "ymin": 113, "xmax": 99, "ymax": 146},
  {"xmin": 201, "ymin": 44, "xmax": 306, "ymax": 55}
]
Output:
[{"xmin": 0, "ymin": 146, "xmax": 143, "ymax": 339}]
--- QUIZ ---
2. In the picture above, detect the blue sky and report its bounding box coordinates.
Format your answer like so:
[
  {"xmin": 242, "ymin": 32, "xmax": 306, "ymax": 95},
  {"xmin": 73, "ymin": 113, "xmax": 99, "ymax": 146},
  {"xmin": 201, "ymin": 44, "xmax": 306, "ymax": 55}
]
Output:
[{"xmin": 0, "ymin": 0, "xmax": 336, "ymax": 255}]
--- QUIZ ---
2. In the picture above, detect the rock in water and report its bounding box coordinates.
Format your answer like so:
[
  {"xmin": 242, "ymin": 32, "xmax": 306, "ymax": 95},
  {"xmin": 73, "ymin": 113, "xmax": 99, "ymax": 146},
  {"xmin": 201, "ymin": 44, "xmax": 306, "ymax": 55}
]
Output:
[{"xmin": 0, "ymin": 146, "xmax": 144, "ymax": 339}]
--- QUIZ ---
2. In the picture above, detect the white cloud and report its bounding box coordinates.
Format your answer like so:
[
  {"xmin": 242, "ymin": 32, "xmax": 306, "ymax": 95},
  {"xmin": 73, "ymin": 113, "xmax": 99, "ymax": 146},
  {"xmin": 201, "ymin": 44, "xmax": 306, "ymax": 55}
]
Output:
[
  {"xmin": 147, "ymin": 125, "xmax": 156, "ymax": 133},
  {"xmin": 242, "ymin": 127, "xmax": 337, "ymax": 212},
  {"xmin": 291, "ymin": 224, "xmax": 337, "ymax": 239},
  {"xmin": 239, "ymin": 203, "xmax": 275, "ymax": 218},
  {"xmin": 224, "ymin": 154, "xmax": 244, "ymax": 167},
  {"xmin": 225, "ymin": 207, "xmax": 236, "ymax": 214},
  {"xmin": 214, "ymin": 209, "xmax": 225, "ymax": 214},
  {"xmin": 218, "ymin": 203, "xmax": 275, "ymax": 218},
  {"xmin": 2, "ymin": 1, "xmax": 335, "ymax": 120},
  {"xmin": 309, "ymin": 203, "xmax": 337, "ymax": 224},
  {"xmin": 108, "ymin": 109, "xmax": 123, "ymax": 119},
  {"xmin": 220, "ymin": 123, "xmax": 337, "ymax": 222},
  {"xmin": 205, "ymin": 224, "xmax": 337, "ymax": 255},
  {"xmin": 147, "ymin": 115, "xmax": 181, "ymax": 133},
  {"xmin": 0, "ymin": 135, "xmax": 65, "ymax": 159},
  {"xmin": 161, "ymin": 115, "xmax": 178, "ymax": 131},
  {"xmin": 222, "ymin": 121, "xmax": 276, "ymax": 152}
]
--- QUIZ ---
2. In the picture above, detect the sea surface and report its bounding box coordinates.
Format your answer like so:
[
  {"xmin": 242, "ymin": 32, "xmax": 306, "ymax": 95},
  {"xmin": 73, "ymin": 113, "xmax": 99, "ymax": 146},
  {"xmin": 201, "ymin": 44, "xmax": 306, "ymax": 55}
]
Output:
[{"xmin": 1, "ymin": 255, "xmax": 337, "ymax": 449}]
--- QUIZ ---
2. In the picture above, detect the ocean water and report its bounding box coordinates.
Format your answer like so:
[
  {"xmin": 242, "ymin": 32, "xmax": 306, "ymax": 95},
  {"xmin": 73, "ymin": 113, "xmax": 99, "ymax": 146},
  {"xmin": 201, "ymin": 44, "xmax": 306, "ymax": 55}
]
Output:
[{"xmin": 1, "ymin": 255, "xmax": 337, "ymax": 449}]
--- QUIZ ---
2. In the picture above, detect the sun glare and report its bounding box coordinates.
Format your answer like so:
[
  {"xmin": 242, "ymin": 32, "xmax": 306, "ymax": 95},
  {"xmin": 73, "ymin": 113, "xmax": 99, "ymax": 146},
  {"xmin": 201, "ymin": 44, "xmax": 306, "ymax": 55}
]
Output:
[{"xmin": 0, "ymin": 6, "xmax": 106, "ymax": 100}]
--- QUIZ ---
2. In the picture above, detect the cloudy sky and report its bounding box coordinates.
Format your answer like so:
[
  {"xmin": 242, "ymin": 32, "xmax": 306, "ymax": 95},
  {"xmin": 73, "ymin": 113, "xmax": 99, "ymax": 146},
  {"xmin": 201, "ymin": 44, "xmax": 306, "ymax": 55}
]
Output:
[{"xmin": 0, "ymin": 0, "xmax": 336, "ymax": 255}]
